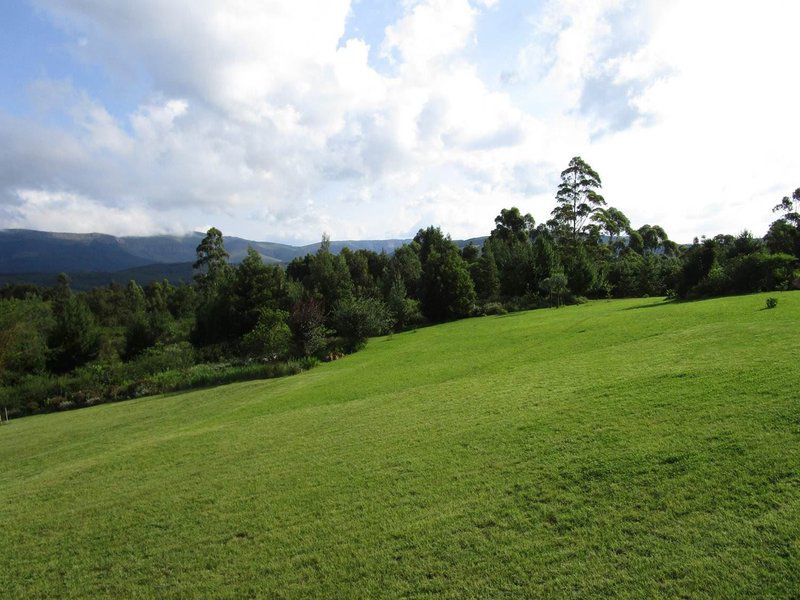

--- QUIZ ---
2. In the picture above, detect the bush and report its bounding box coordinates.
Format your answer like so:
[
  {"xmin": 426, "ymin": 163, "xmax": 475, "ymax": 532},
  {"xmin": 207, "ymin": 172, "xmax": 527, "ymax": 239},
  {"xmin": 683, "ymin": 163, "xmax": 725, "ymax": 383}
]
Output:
[
  {"xmin": 124, "ymin": 343, "xmax": 196, "ymax": 380},
  {"xmin": 729, "ymin": 253, "xmax": 796, "ymax": 294},
  {"xmin": 501, "ymin": 293, "xmax": 540, "ymax": 313},
  {"xmin": 47, "ymin": 296, "xmax": 101, "ymax": 373},
  {"xmin": 0, "ymin": 298, "xmax": 53, "ymax": 385},
  {"xmin": 765, "ymin": 297, "xmax": 778, "ymax": 309},
  {"xmin": 332, "ymin": 297, "xmax": 392, "ymax": 346},
  {"xmin": 240, "ymin": 308, "xmax": 292, "ymax": 360},
  {"xmin": 291, "ymin": 298, "xmax": 330, "ymax": 357},
  {"xmin": 0, "ymin": 355, "xmax": 319, "ymax": 418},
  {"xmin": 482, "ymin": 302, "xmax": 508, "ymax": 316},
  {"xmin": 389, "ymin": 296, "xmax": 424, "ymax": 330},
  {"xmin": 124, "ymin": 310, "xmax": 175, "ymax": 359},
  {"xmin": 540, "ymin": 272, "xmax": 569, "ymax": 308}
]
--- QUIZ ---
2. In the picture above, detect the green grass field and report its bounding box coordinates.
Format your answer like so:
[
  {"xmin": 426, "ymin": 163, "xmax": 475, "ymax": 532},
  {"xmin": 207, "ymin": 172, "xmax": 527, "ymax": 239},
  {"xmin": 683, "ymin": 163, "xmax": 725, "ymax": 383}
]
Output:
[{"xmin": 2, "ymin": 293, "xmax": 799, "ymax": 597}]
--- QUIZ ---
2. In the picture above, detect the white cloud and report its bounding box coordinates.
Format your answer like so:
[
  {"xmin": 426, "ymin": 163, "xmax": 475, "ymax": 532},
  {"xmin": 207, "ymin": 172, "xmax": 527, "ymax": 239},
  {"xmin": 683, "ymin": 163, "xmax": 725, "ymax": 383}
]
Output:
[
  {"xmin": 382, "ymin": 0, "xmax": 477, "ymax": 70},
  {"xmin": 5, "ymin": 189, "xmax": 166, "ymax": 236},
  {"xmin": 589, "ymin": 0, "xmax": 800, "ymax": 240},
  {"xmin": 1, "ymin": 0, "xmax": 798, "ymax": 244}
]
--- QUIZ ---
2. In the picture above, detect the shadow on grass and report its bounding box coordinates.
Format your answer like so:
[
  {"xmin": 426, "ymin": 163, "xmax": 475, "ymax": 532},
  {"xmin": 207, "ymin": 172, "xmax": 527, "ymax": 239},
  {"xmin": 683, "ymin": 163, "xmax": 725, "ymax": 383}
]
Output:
[
  {"xmin": 624, "ymin": 290, "xmax": 799, "ymax": 312},
  {"xmin": 622, "ymin": 299, "xmax": 679, "ymax": 311},
  {"xmin": 494, "ymin": 310, "xmax": 534, "ymax": 319}
]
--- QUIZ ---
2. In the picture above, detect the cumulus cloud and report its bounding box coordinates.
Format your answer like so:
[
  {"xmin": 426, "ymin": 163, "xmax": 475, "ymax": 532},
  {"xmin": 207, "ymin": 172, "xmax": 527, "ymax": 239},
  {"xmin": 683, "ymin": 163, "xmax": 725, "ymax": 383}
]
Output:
[
  {"xmin": 587, "ymin": 0, "xmax": 800, "ymax": 240},
  {"xmin": 0, "ymin": 0, "xmax": 798, "ymax": 243},
  {"xmin": 2, "ymin": 189, "xmax": 165, "ymax": 236}
]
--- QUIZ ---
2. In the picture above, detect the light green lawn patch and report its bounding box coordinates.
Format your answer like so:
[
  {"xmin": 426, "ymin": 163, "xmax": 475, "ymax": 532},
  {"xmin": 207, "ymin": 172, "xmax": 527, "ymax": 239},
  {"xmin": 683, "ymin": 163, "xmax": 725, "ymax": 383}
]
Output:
[{"xmin": 2, "ymin": 293, "xmax": 799, "ymax": 597}]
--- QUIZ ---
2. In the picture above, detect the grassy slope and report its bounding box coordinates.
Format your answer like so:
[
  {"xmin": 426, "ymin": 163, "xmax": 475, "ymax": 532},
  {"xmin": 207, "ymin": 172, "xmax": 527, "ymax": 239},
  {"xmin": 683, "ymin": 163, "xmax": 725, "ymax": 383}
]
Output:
[{"xmin": 1, "ymin": 293, "xmax": 799, "ymax": 598}]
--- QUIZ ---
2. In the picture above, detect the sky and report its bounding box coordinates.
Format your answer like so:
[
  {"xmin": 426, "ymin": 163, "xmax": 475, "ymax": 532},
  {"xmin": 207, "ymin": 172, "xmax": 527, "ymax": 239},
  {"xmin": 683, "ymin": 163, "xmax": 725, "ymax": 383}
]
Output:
[{"xmin": 0, "ymin": 0, "xmax": 798, "ymax": 244}]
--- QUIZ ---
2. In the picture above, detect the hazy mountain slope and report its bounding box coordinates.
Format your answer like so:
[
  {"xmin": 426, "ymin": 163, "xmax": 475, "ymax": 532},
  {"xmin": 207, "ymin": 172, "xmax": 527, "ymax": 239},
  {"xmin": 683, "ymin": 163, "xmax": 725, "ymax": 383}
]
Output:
[
  {"xmin": 0, "ymin": 262, "xmax": 196, "ymax": 290},
  {"xmin": 118, "ymin": 233, "xmax": 297, "ymax": 264},
  {"xmin": 0, "ymin": 230, "xmax": 153, "ymax": 274},
  {"xmin": 0, "ymin": 230, "xmax": 488, "ymax": 281}
]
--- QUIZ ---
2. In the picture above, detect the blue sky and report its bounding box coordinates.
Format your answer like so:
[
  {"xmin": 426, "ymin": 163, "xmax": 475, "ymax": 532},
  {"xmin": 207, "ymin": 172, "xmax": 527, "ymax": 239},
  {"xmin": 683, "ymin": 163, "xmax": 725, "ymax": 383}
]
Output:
[
  {"xmin": 1, "ymin": 4, "xmax": 140, "ymax": 121},
  {"xmin": 1, "ymin": 0, "xmax": 798, "ymax": 244}
]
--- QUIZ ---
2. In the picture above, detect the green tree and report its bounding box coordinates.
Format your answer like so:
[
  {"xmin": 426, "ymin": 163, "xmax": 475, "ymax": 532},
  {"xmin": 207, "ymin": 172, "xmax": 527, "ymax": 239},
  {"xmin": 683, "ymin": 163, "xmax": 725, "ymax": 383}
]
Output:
[
  {"xmin": 125, "ymin": 280, "xmax": 147, "ymax": 316},
  {"xmin": 191, "ymin": 289, "xmax": 235, "ymax": 348},
  {"xmin": 540, "ymin": 272, "xmax": 569, "ymax": 308},
  {"xmin": 765, "ymin": 219, "xmax": 800, "ymax": 256},
  {"xmin": 485, "ymin": 208, "xmax": 537, "ymax": 297},
  {"xmin": 461, "ymin": 243, "xmax": 480, "ymax": 264},
  {"xmin": 193, "ymin": 227, "xmax": 230, "ymax": 293},
  {"xmin": 286, "ymin": 254, "xmax": 312, "ymax": 283},
  {"xmin": 766, "ymin": 188, "xmax": 800, "ymax": 257},
  {"xmin": 290, "ymin": 297, "xmax": 329, "ymax": 357},
  {"xmin": 627, "ymin": 229, "xmax": 645, "ymax": 255},
  {"xmin": 531, "ymin": 234, "xmax": 560, "ymax": 285},
  {"xmin": 241, "ymin": 308, "xmax": 292, "ymax": 360},
  {"xmin": 414, "ymin": 227, "xmax": 476, "ymax": 321},
  {"xmin": 491, "ymin": 207, "xmax": 535, "ymax": 244},
  {"xmin": 388, "ymin": 243, "xmax": 423, "ymax": 298},
  {"xmin": 773, "ymin": 188, "xmax": 800, "ymax": 227},
  {"xmin": 124, "ymin": 309, "xmax": 173, "ymax": 359},
  {"xmin": 471, "ymin": 244, "xmax": 500, "ymax": 302},
  {"xmin": 593, "ymin": 207, "xmax": 630, "ymax": 248},
  {"xmin": 637, "ymin": 254, "xmax": 663, "ymax": 296},
  {"xmin": 677, "ymin": 239, "xmax": 719, "ymax": 297},
  {"xmin": 332, "ymin": 297, "xmax": 392, "ymax": 349},
  {"xmin": 52, "ymin": 273, "xmax": 72, "ymax": 314},
  {"xmin": 341, "ymin": 248, "xmax": 382, "ymax": 298},
  {"xmin": 386, "ymin": 274, "xmax": 423, "ymax": 330},
  {"xmin": 550, "ymin": 156, "xmax": 606, "ymax": 242},
  {"xmin": 232, "ymin": 248, "xmax": 291, "ymax": 335},
  {"xmin": 636, "ymin": 225, "xmax": 677, "ymax": 256},
  {"xmin": 0, "ymin": 298, "xmax": 53, "ymax": 385},
  {"xmin": 729, "ymin": 230, "xmax": 763, "ymax": 258},
  {"xmin": 145, "ymin": 280, "xmax": 172, "ymax": 314},
  {"xmin": 307, "ymin": 235, "xmax": 353, "ymax": 311},
  {"xmin": 564, "ymin": 242, "xmax": 596, "ymax": 296},
  {"xmin": 168, "ymin": 284, "xmax": 198, "ymax": 319},
  {"xmin": 607, "ymin": 251, "xmax": 644, "ymax": 297},
  {"xmin": 48, "ymin": 295, "xmax": 101, "ymax": 373}
]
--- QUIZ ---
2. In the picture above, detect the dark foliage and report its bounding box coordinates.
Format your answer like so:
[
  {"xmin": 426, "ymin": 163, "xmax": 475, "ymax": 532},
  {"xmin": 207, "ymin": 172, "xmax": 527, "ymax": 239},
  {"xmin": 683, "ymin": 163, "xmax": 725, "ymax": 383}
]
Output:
[{"xmin": 2, "ymin": 176, "xmax": 798, "ymax": 419}]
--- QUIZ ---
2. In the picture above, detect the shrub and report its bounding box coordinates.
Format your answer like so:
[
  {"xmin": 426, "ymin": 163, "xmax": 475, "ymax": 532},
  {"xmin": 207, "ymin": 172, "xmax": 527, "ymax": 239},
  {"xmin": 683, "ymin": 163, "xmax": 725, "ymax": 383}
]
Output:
[
  {"xmin": 589, "ymin": 278, "xmax": 613, "ymax": 299},
  {"xmin": 47, "ymin": 296, "xmax": 101, "ymax": 373},
  {"xmin": 482, "ymin": 302, "xmax": 508, "ymax": 316},
  {"xmin": 124, "ymin": 343, "xmax": 195, "ymax": 380},
  {"xmin": 291, "ymin": 298, "xmax": 330, "ymax": 357},
  {"xmin": 0, "ymin": 298, "xmax": 53, "ymax": 385},
  {"xmin": 124, "ymin": 310, "xmax": 175, "ymax": 359},
  {"xmin": 729, "ymin": 253, "xmax": 796, "ymax": 294},
  {"xmin": 502, "ymin": 293, "xmax": 540, "ymax": 313},
  {"xmin": 501, "ymin": 296, "xmax": 526, "ymax": 313},
  {"xmin": 389, "ymin": 296, "xmax": 424, "ymax": 330},
  {"xmin": 765, "ymin": 297, "xmax": 778, "ymax": 309},
  {"xmin": 540, "ymin": 272, "xmax": 569, "ymax": 308},
  {"xmin": 0, "ymin": 355, "xmax": 319, "ymax": 418},
  {"xmin": 332, "ymin": 297, "xmax": 392, "ymax": 346},
  {"xmin": 240, "ymin": 308, "xmax": 292, "ymax": 360}
]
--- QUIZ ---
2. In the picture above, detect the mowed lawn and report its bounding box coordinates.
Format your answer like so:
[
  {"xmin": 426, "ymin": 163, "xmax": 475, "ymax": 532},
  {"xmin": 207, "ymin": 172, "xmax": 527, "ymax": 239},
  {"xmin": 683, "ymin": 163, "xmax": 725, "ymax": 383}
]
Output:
[{"xmin": 2, "ymin": 293, "xmax": 799, "ymax": 598}]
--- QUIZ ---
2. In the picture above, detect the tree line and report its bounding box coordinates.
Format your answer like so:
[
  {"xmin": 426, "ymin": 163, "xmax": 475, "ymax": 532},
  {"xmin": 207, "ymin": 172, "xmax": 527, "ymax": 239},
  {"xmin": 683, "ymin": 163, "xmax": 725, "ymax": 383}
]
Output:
[{"xmin": 1, "ymin": 157, "xmax": 797, "ymax": 419}]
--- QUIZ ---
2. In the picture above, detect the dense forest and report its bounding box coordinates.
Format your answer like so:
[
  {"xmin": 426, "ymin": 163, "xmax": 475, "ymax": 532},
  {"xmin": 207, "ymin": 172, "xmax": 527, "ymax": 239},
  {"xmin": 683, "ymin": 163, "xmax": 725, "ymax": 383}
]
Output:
[{"xmin": 1, "ymin": 157, "xmax": 798, "ymax": 419}]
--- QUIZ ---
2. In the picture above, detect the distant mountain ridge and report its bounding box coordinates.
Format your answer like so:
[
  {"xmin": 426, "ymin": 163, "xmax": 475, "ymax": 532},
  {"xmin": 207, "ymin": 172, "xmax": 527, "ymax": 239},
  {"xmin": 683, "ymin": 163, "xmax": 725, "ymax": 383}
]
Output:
[{"xmin": 0, "ymin": 229, "xmax": 486, "ymax": 289}]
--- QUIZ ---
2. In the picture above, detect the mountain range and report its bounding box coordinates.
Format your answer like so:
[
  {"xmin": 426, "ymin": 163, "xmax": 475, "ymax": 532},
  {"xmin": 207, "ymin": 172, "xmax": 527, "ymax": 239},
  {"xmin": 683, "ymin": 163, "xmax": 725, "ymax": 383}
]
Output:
[{"xmin": 0, "ymin": 229, "xmax": 485, "ymax": 290}]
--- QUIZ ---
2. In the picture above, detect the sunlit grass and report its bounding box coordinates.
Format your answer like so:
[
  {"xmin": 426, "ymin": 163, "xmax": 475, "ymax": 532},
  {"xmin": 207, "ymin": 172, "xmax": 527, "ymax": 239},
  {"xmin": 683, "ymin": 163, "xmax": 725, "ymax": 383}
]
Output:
[{"xmin": 2, "ymin": 292, "xmax": 799, "ymax": 597}]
